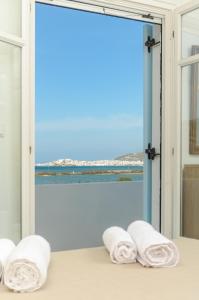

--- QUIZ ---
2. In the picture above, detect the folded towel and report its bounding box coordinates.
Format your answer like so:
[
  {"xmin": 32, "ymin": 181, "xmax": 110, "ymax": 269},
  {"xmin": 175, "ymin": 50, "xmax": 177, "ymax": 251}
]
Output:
[
  {"xmin": 103, "ymin": 226, "xmax": 137, "ymax": 264},
  {"xmin": 4, "ymin": 235, "xmax": 51, "ymax": 292},
  {"xmin": 127, "ymin": 220, "xmax": 179, "ymax": 267},
  {"xmin": 0, "ymin": 239, "xmax": 15, "ymax": 282}
]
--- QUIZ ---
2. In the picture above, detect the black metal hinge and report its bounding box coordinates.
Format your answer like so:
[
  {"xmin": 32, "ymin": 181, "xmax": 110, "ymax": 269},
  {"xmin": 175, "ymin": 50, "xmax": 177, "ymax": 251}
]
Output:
[
  {"xmin": 145, "ymin": 36, "xmax": 160, "ymax": 53},
  {"xmin": 145, "ymin": 143, "xmax": 160, "ymax": 160},
  {"xmin": 142, "ymin": 14, "xmax": 154, "ymax": 20}
]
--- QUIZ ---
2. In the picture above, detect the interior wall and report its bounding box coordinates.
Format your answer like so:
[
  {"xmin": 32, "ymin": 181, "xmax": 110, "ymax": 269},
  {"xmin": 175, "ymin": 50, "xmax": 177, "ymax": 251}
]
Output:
[{"xmin": 0, "ymin": 0, "xmax": 21, "ymax": 36}]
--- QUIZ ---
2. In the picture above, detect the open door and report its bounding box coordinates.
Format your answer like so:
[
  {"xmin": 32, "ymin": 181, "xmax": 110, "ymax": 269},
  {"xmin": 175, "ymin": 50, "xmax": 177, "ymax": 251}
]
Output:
[
  {"xmin": 0, "ymin": 1, "xmax": 24, "ymax": 242},
  {"xmin": 34, "ymin": 2, "xmax": 163, "ymax": 250},
  {"xmin": 143, "ymin": 23, "xmax": 161, "ymax": 231},
  {"xmin": 173, "ymin": 1, "xmax": 199, "ymax": 238}
]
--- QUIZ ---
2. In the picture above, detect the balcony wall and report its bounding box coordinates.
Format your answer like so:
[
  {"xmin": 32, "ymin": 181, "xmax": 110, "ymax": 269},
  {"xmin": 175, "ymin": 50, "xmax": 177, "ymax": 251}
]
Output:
[{"xmin": 35, "ymin": 181, "xmax": 143, "ymax": 251}]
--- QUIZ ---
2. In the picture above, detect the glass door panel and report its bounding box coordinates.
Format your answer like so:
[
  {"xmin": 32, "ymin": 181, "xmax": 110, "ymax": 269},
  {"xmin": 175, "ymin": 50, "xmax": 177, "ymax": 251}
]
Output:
[
  {"xmin": 182, "ymin": 7, "xmax": 199, "ymax": 59},
  {"xmin": 178, "ymin": 2, "xmax": 199, "ymax": 239},
  {"xmin": 0, "ymin": 41, "xmax": 21, "ymax": 242},
  {"xmin": 181, "ymin": 62, "xmax": 199, "ymax": 239}
]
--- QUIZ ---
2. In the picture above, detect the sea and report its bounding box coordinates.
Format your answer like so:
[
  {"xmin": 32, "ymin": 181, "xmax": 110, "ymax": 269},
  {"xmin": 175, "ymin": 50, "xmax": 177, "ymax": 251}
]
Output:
[{"xmin": 35, "ymin": 165, "xmax": 143, "ymax": 185}]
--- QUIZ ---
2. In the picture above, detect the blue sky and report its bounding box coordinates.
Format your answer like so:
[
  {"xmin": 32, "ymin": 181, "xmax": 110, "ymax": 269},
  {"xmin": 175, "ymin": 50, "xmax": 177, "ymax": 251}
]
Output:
[{"xmin": 36, "ymin": 3, "xmax": 146, "ymax": 162}]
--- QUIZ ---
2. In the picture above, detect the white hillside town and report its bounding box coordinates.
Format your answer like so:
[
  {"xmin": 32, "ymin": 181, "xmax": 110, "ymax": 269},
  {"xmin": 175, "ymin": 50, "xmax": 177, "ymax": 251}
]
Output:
[
  {"xmin": 36, "ymin": 158, "xmax": 143, "ymax": 167},
  {"xmin": 36, "ymin": 152, "xmax": 144, "ymax": 167}
]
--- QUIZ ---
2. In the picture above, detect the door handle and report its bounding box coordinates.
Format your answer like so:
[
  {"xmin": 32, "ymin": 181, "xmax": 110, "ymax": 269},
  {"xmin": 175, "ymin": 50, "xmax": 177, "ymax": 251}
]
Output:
[{"xmin": 145, "ymin": 143, "xmax": 160, "ymax": 160}]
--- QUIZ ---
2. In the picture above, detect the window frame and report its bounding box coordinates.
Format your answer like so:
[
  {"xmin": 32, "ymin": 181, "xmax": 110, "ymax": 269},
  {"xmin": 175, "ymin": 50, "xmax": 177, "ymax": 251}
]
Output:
[{"xmin": 26, "ymin": 0, "xmax": 174, "ymax": 238}]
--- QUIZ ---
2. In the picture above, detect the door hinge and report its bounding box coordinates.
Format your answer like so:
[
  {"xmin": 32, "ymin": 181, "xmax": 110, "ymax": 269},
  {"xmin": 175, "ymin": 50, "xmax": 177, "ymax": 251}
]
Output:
[
  {"xmin": 142, "ymin": 14, "xmax": 154, "ymax": 20},
  {"xmin": 145, "ymin": 36, "xmax": 160, "ymax": 53},
  {"xmin": 29, "ymin": 146, "xmax": 32, "ymax": 155},
  {"xmin": 172, "ymin": 31, "xmax": 175, "ymax": 38},
  {"xmin": 145, "ymin": 143, "xmax": 160, "ymax": 160}
]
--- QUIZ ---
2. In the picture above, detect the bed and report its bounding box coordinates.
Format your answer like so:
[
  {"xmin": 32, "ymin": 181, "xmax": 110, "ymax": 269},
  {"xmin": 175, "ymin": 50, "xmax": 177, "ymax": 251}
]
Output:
[{"xmin": 0, "ymin": 237, "xmax": 198, "ymax": 299}]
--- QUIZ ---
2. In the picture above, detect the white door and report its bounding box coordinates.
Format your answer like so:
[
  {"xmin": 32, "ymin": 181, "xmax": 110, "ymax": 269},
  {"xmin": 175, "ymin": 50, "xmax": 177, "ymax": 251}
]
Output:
[
  {"xmin": 143, "ymin": 23, "xmax": 161, "ymax": 231},
  {"xmin": 0, "ymin": 0, "xmax": 32, "ymax": 241},
  {"xmin": 0, "ymin": 0, "xmax": 24, "ymax": 242},
  {"xmin": 173, "ymin": 1, "xmax": 199, "ymax": 237}
]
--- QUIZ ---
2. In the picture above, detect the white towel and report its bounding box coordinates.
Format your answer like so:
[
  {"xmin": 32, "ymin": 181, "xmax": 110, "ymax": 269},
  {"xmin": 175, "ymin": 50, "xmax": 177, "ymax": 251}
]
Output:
[
  {"xmin": 127, "ymin": 220, "xmax": 179, "ymax": 267},
  {"xmin": 4, "ymin": 235, "xmax": 51, "ymax": 292},
  {"xmin": 103, "ymin": 226, "xmax": 137, "ymax": 264},
  {"xmin": 0, "ymin": 239, "xmax": 15, "ymax": 282}
]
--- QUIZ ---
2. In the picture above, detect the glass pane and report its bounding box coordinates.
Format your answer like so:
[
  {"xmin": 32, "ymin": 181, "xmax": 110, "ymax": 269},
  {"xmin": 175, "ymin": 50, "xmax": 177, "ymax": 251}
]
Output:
[
  {"xmin": 35, "ymin": 4, "xmax": 145, "ymax": 186},
  {"xmin": 182, "ymin": 8, "xmax": 199, "ymax": 59},
  {"xmin": 181, "ymin": 63, "xmax": 199, "ymax": 239},
  {"xmin": 0, "ymin": 41, "xmax": 21, "ymax": 242},
  {"xmin": 0, "ymin": 0, "xmax": 21, "ymax": 36}
]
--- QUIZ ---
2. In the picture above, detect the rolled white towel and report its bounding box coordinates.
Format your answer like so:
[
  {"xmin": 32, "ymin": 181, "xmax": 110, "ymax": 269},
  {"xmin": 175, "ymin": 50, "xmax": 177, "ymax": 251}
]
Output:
[
  {"xmin": 4, "ymin": 235, "xmax": 51, "ymax": 292},
  {"xmin": 0, "ymin": 239, "xmax": 15, "ymax": 282},
  {"xmin": 127, "ymin": 220, "xmax": 180, "ymax": 267},
  {"xmin": 103, "ymin": 226, "xmax": 137, "ymax": 264}
]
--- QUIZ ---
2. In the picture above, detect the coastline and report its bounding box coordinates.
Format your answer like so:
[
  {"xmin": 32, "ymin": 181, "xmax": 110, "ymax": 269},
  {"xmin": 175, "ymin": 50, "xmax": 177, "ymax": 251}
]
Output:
[
  {"xmin": 35, "ymin": 165, "xmax": 143, "ymax": 184},
  {"xmin": 36, "ymin": 169, "xmax": 143, "ymax": 177}
]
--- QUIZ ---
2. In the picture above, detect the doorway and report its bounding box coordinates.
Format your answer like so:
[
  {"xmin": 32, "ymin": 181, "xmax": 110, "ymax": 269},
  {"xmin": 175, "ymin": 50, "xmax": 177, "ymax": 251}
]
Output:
[{"xmin": 35, "ymin": 2, "xmax": 162, "ymax": 250}]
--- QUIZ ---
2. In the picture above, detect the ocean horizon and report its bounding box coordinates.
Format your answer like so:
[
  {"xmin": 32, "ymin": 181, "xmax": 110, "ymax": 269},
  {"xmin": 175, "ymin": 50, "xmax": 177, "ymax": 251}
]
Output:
[{"xmin": 35, "ymin": 165, "xmax": 143, "ymax": 184}]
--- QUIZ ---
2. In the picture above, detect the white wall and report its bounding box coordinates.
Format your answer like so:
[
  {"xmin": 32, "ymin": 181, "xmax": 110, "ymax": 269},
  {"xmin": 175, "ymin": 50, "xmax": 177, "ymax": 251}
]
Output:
[{"xmin": 0, "ymin": 0, "xmax": 21, "ymax": 36}]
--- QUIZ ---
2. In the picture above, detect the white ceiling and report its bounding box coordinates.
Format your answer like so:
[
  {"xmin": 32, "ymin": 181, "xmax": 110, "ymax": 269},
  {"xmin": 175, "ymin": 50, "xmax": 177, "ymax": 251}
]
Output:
[
  {"xmin": 159, "ymin": 0, "xmax": 190, "ymax": 5},
  {"xmin": 129, "ymin": 0, "xmax": 192, "ymax": 9}
]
